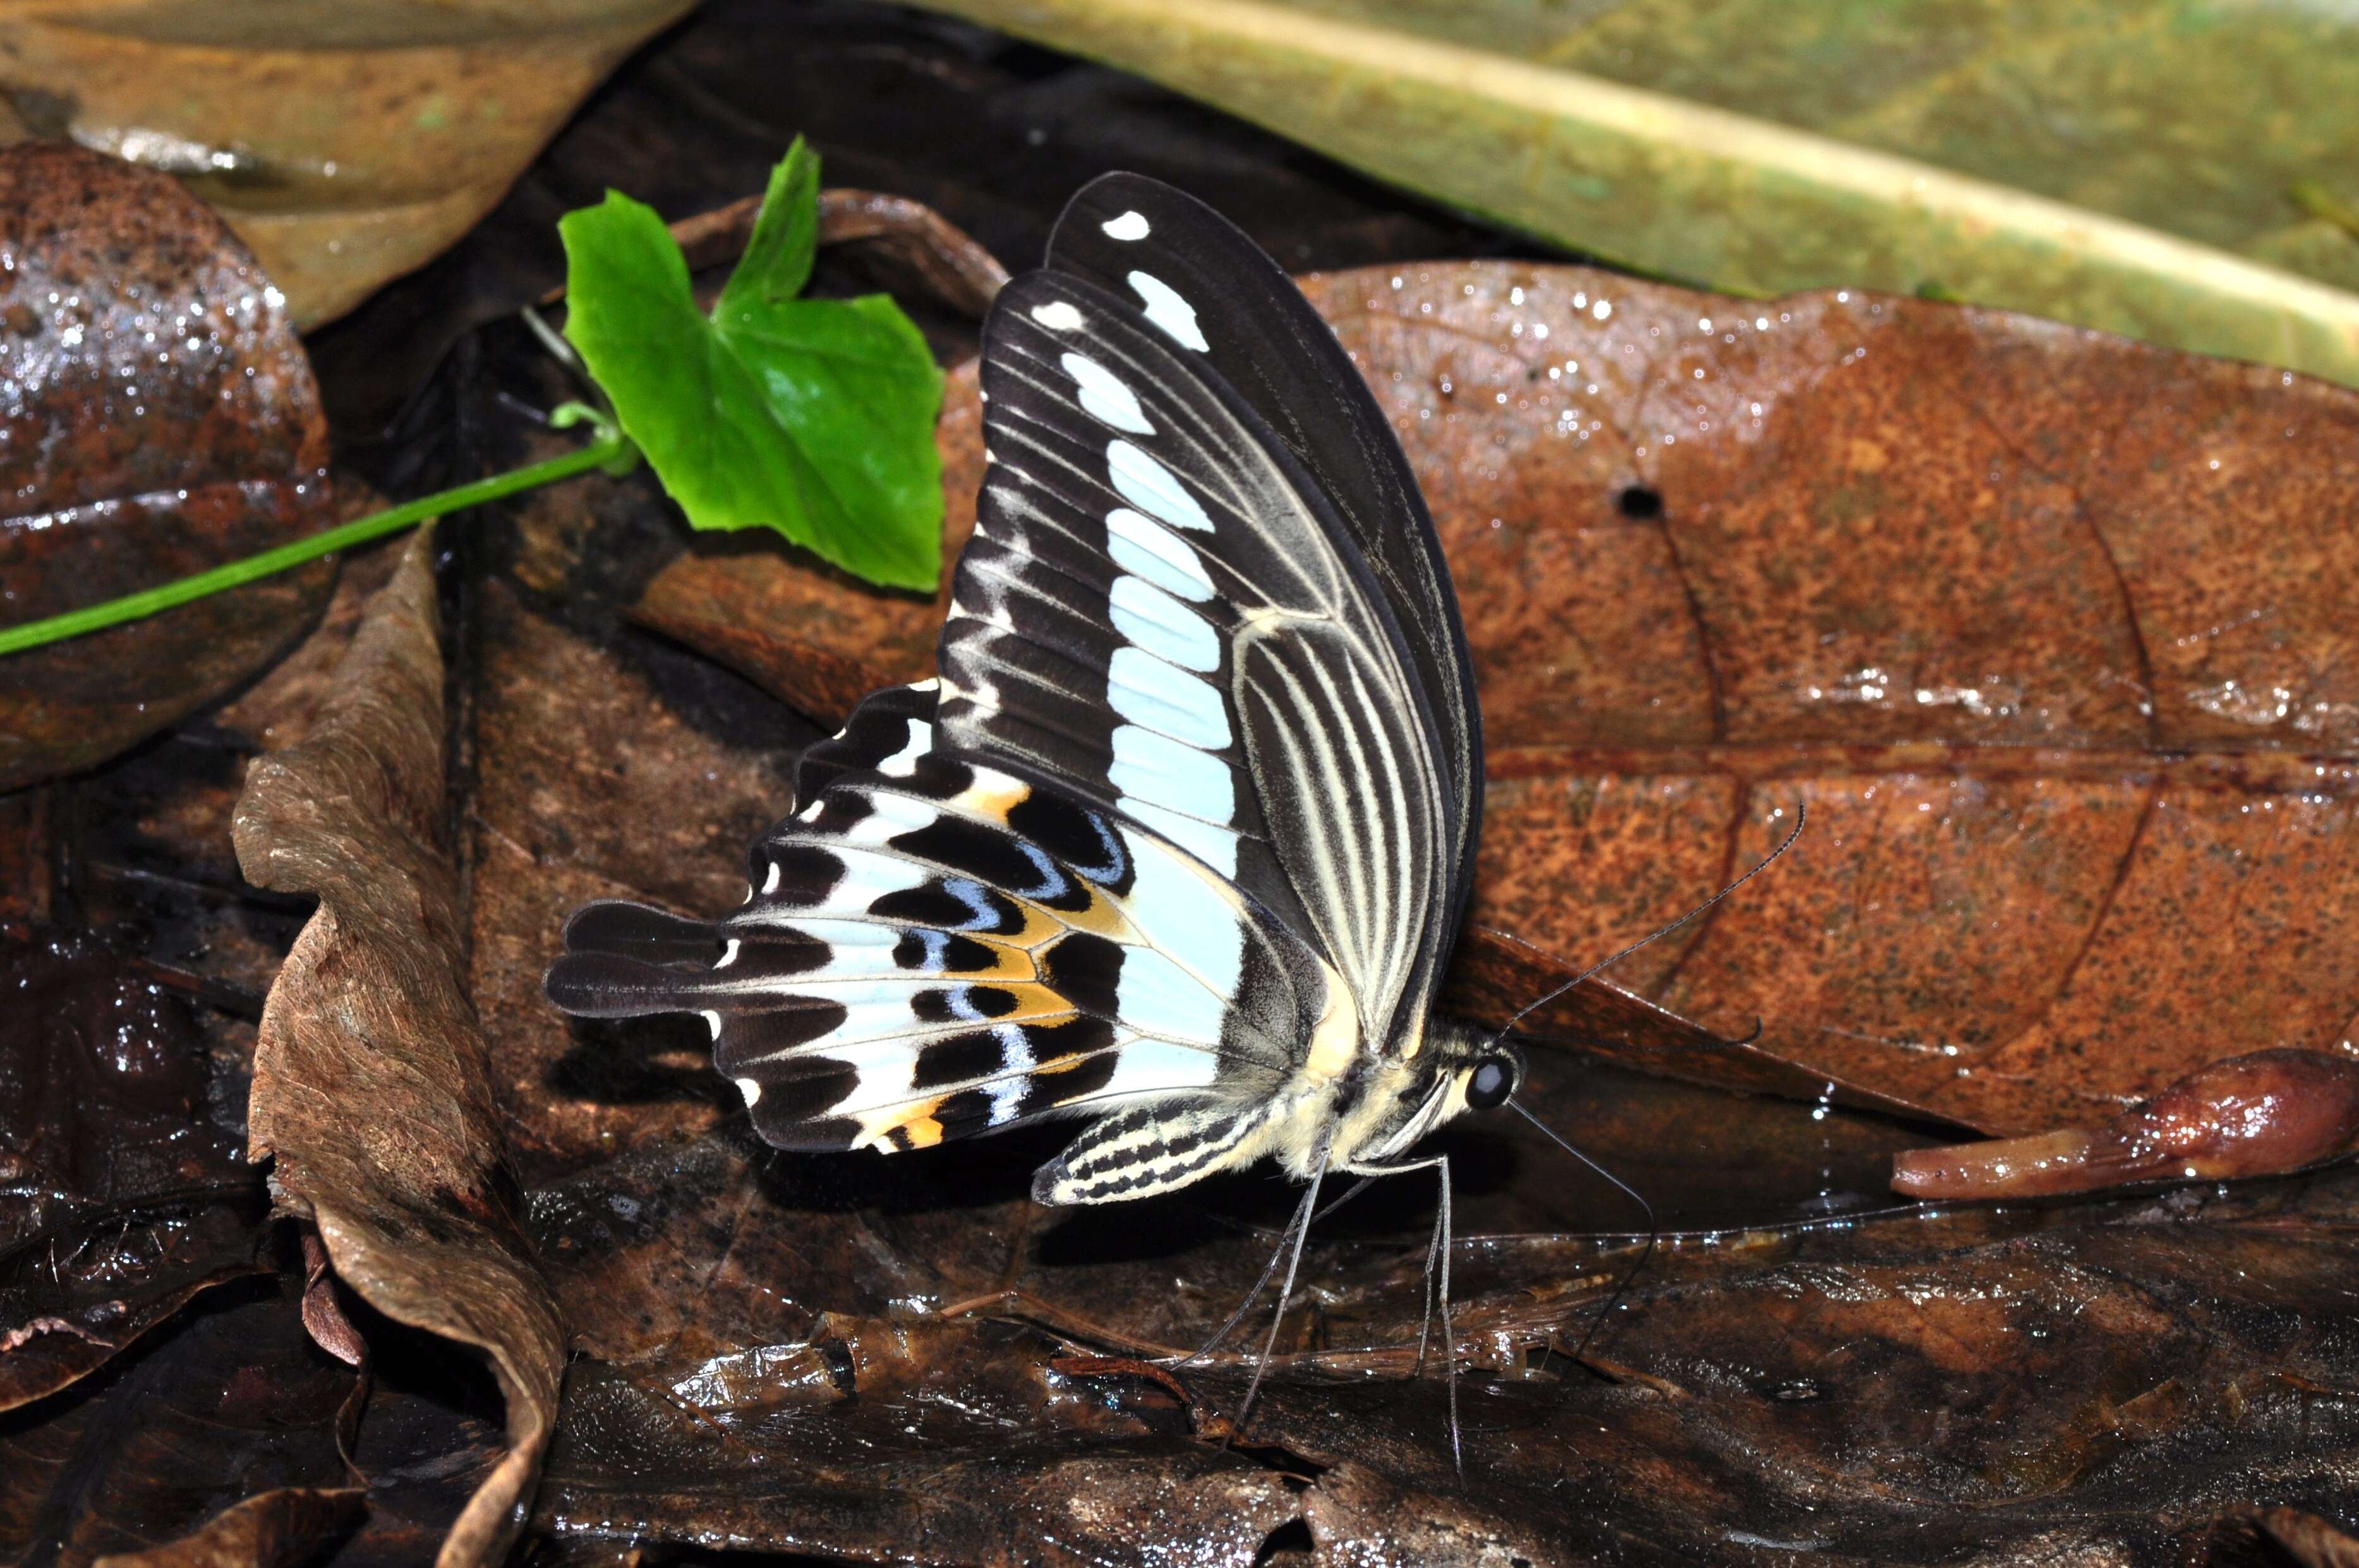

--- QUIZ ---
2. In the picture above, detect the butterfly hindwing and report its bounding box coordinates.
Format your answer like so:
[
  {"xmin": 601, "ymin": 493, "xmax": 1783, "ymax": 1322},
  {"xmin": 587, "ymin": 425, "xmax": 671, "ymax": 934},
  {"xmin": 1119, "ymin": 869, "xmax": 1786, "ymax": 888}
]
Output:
[{"xmin": 547, "ymin": 684, "xmax": 1342, "ymax": 1167}]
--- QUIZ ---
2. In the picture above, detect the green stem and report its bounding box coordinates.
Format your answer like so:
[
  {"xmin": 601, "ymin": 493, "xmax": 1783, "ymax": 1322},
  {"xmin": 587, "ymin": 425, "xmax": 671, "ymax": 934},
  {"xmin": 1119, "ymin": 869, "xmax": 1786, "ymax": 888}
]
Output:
[{"xmin": 0, "ymin": 431, "xmax": 635, "ymax": 658}]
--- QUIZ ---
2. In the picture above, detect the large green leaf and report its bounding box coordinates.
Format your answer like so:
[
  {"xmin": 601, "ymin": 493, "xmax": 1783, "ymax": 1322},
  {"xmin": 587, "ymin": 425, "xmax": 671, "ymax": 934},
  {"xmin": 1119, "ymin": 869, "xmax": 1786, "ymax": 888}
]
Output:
[
  {"xmin": 560, "ymin": 141, "xmax": 944, "ymax": 591},
  {"xmin": 905, "ymin": 0, "xmax": 2359, "ymax": 387}
]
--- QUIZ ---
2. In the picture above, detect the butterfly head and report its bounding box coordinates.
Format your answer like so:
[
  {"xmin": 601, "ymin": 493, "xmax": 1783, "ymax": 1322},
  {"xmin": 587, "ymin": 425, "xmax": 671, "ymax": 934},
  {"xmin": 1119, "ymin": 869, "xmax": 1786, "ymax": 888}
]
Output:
[
  {"xmin": 1432, "ymin": 1016, "xmax": 1526, "ymax": 1119},
  {"xmin": 1341, "ymin": 1018, "xmax": 1525, "ymax": 1171}
]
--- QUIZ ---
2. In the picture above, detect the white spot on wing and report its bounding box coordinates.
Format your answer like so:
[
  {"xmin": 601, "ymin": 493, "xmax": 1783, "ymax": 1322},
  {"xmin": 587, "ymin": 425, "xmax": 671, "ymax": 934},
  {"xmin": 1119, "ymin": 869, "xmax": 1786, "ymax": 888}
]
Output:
[
  {"xmin": 715, "ymin": 938, "xmax": 742, "ymax": 968},
  {"xmin": 1127, "ymin": 270, "xmax": 1209, "ymax": 351},
  {"xmin": 1106, "ymin": 441, "xmax": 1212, "ymax": 531},
  {"xmin": 1123, "ymin": 799, "xmax": 1238, "ymax": 876},
  {"xmin": 986, "ymin": 1023, "xmax": 1035, "ymax": 1125},
  {"xmin": 1108, "ymin": 575, "xmax": 1218, "ymax": 672},
  {"xmin": 1101, "ymin": 209, "xmax": 1150, "ymax": 241},
  {"xmin": 1107, "ymin": 645, "xmax": 1229, "ymax": 748},
  {"xmin": 1100, "ymin": 1037, "xmax": 1221, "ymax": 1097},
  {"xmin": 1105, "ymin": 508, "xmax": 1214, "ymax": 601},
  {"xmin": 1030, "ymin": 300, "xmax": 1085, "ymax": 332},
  {"xmin": 702, "ymin": 1009, "xmax": 724, "ymax": 1040},
  {"xmin": 1110, "ymin": 724, "xmax": 1233, "ymax": 821},
  {"xmin": 1118, "ymin": 826, "xmax": 1245, "ymax": 993},
  {"xmin": 1059, "ymin": 352, "xmax": 1153, "ymax": 435},
  {"xmin": 1114, "ymin": 947, "xmax": 1226, "ymax": 1044},
  {"xmin": 878, "ymin": 718, "xmax": 931, "ymax": 776},
  {"xmin": 736, "ymin": 1076, "xmax": 761, "ymax": 1106},
  {"xmin": 761, "ymin": 860, "xmax": 781, "ymax": 895}
]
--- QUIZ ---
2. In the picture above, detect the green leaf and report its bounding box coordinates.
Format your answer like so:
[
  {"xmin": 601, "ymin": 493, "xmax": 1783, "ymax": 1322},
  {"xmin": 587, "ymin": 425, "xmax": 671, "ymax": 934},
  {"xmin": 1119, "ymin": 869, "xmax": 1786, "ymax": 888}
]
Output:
[
  {"xmin": 721, "ymin": 137, "xmax": 821, "ymax": 312},
  {"xmin": 559, "ymin": 141, "xmax": 944, "ymax": 591},
  {"xmin": 899, "ymin": 0, "xmax": 2359, "ymax": 390}
]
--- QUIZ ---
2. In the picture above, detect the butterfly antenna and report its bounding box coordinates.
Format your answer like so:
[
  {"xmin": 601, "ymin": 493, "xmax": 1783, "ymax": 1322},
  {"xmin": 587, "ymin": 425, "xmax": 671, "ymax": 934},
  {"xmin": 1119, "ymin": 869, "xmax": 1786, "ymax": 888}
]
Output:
[
  {"xmin": 1232, "ymin": 1149, "xmax": 1330, "ymax": 1436},
  {"xmin": 1488, "ymin": 804, "xmax": 1806, "ymax": 1047},
  {"xmin": 1510, "ymin": 1099, "xmax": 1657, "ymax": 1369}
]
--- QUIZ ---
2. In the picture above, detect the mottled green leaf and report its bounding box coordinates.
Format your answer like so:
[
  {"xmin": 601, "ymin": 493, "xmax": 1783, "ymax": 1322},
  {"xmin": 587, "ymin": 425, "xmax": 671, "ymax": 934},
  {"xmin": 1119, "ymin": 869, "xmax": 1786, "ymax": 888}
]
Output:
[{"xmin": 905, "ymin": 0, "xmax": 2359, "ymax": 387}]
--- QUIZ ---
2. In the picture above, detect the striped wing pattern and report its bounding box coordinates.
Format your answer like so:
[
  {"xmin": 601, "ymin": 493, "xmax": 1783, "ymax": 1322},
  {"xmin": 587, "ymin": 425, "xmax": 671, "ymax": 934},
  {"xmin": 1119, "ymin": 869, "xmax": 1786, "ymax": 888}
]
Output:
[
  {"xmin": 944, "ymin": 247, "xmax": 1451, "ymax": 1054},
  {"xmin": 548, "ymin": 684, "xmax": 1347, "ymax": 1200}
]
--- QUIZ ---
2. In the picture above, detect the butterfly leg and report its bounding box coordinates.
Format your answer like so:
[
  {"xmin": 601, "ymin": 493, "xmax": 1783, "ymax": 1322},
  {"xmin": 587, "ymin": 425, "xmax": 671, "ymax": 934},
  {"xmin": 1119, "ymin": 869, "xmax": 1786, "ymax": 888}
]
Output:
[
  {"xmin": 1231, "ymin": 1146, "xmax": 1331, "ymax": 1437},
  {"xmin": 1348, "ymin": 1151, "xmax": 1461, "ymax": 1478}
]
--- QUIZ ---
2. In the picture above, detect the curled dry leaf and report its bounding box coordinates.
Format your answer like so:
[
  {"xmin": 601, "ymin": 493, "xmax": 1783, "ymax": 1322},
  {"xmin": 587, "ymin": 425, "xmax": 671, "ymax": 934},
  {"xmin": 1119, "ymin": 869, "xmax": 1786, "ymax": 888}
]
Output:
[
  {"xmin": 660, "ymin": 259, "xmax": 2359, "ymax": 1151},
  {"xmin": 1893, "ymin": 1047, "xmax": 2359, "ymax": 1200},
  {"xmin": 0, "ymin": 2, "xmax": 696, "ymax": 327},
  {"xmin": 232, "ymin": 530, "xmax": 564, "ymax": 1568},
  {"xmin": 0, "ymin": 141, "xmax": 336, "ymax": 793}
]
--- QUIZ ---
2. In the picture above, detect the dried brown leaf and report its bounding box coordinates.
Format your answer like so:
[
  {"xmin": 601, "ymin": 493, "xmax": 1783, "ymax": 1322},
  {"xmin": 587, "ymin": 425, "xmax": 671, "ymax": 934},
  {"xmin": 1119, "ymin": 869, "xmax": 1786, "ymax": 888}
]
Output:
[
  {"xmin": 232, "ymin": 529, "xmax": 564, "ymax": 1568},
  {"xmin": 0, "ymin": 142, "xmax": 336, "ymax": 793}
]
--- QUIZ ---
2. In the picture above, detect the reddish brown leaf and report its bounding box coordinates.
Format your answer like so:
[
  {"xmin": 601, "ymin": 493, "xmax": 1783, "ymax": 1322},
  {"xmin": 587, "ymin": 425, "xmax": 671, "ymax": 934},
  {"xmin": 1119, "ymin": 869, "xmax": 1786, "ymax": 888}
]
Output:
[
  {"xmin": 232, "ymin": 531, "xmax": 564, "ymax": 1568},
  {"xmin": 0, "ymin": 142, "xmax": 336, "ymax": 793},
  {"xmin": 642, "ymin": 262, "xmax": 2359, "ymax": 1139}
]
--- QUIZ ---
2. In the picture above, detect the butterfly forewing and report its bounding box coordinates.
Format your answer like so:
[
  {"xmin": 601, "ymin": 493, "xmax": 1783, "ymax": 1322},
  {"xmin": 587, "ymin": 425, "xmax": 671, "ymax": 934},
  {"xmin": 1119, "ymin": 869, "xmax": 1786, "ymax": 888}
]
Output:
[
  {"xmin": 944, "ymin": 257, "xmax": 1454, "ymax": 1052},
  {"xmin": 1047, "ymin": 175, "xmax": 1484, "ymax": 953}
]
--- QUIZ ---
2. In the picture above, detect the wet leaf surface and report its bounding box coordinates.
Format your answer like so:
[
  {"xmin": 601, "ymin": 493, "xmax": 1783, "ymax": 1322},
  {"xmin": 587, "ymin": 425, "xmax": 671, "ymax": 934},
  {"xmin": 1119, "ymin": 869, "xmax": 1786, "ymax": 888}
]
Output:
[
  {"xmin": 232, "ymin": 533, "xmax": 564, "ymax": 1568},
  {"xmin": 0, "ymin": 1282, "xmax": 361, "ymax": 1567},
  {"xmin": 0, "ymin": 931, "xmax": 266, "ymax": 1411},
  {"xmin": 0, "ymin": 142, "xmax": 337, "ymax": 793}
]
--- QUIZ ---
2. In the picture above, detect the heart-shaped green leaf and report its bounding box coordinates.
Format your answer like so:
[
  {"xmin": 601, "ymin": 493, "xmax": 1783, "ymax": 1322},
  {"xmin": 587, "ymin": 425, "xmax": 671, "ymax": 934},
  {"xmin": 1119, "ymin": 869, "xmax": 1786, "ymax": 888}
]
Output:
[{"xmin": 560, "ymin": 140, "xmax": 944, "ymax": 591}]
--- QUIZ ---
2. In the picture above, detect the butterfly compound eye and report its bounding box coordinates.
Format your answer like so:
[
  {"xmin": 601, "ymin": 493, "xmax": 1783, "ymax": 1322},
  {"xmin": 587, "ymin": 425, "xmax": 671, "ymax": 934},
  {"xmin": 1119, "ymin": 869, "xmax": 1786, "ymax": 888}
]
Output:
[{"xmin": 1466, "ymin": 1055, "xmax": 1516, "ymax": 1111}]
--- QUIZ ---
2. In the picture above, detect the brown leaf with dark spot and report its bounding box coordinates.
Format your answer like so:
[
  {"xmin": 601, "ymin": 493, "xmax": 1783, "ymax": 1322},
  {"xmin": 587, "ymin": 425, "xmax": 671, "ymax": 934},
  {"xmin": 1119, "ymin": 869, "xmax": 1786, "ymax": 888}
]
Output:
[
  {"xmin": 232, "ymin": 529, "xmax": 564, "ymax": 1568},
  {"xmin": 0, "ymin": 142, "xmax": 336, "ymax": 793}
]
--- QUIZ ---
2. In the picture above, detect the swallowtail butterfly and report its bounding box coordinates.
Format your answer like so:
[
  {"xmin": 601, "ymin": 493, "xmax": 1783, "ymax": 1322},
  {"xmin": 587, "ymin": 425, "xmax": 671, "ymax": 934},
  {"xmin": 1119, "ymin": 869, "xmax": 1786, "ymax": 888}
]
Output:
[{"xmin": 545, "ymin": 173, "xmax": 1526, "ymax": 1218}]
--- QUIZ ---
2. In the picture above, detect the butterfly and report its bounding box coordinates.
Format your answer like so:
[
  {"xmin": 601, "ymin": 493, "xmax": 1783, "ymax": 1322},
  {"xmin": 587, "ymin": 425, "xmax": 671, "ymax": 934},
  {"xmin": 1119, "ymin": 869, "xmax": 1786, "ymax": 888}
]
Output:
[{"xmin": 544, "ymin": 174, "xmax": 1535, "ymax": 1413}]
